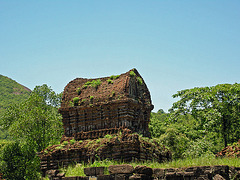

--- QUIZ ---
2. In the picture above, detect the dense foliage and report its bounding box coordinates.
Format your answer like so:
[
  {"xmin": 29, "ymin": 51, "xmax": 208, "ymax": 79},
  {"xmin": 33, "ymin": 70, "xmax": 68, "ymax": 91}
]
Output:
[
  {"xmin": 0, "ymin": 75, "xmax": 31, "ymax": 140},
  {"xmin": 0, "ymin": 84, "xmax": 63, "ymax": 179},
  {"xmin": 149, "ymin": 110, "xmax": 223, "ymax": 159},
  {"xmin": 150, "ymin": 83, "xmax": 240, "ymax": 159},
  {"xmin": 170, "ymin": 83, "xmax": 240, "ymax": 147}
]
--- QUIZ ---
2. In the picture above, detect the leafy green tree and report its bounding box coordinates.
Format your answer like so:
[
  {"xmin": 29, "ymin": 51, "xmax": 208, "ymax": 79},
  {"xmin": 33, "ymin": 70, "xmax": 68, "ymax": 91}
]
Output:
[
  {"xmin": 0, "ymin": 84, "xmax": 63, "ymax": 179},
  {"xmin": 170, "ymin": 83, "xmax": 240, "ymax": 147},
  {"xmin": 1, "ymin": 84, "xmax": 63, "ymax": 152},
  {"xmin": 159, "ymin": 127, "xmax": 189, "ymax": 159},
  {"xmin": 0, "ymin": 141, "xmax": 40, "ymax": 180}
]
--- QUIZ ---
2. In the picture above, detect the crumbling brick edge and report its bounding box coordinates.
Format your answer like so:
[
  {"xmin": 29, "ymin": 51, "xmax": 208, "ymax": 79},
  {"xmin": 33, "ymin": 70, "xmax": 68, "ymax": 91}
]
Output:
[{"xmin": 46, "ymin": 164, "xmax": 240, "ymax": 180}]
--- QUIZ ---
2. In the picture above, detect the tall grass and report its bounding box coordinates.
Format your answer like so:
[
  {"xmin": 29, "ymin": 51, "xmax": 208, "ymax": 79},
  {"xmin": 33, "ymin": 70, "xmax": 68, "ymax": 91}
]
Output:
[{"xmin": 46, "ymin": 155, "xmax": 240, "ymax": 178}]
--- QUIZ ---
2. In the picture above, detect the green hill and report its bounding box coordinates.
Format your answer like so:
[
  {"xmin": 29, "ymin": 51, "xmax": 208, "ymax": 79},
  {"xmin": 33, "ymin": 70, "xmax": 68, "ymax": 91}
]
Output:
[{"xmin": 0, "ymin": 75, "xmax": 31, "ymax": 116}]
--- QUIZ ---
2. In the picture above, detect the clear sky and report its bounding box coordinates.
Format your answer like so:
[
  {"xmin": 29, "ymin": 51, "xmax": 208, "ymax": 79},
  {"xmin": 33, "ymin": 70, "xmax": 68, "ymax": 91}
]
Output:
[{"xmin": 1, "ymin": 1, "xmax": 240, "ymax": 112}]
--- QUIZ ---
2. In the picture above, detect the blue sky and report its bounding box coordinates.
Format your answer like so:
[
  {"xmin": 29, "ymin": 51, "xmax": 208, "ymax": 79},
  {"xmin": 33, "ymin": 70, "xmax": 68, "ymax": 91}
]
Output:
[{"xmin": 1, "ymin": 1, "xmax": 240, "ymax": 112}]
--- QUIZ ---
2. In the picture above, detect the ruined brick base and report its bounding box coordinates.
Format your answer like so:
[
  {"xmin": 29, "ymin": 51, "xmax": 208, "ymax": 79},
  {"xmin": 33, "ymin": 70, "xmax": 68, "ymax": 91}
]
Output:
[
  {"xmin": 46, "ymin": 165, "xmax": 240, "ymax": 180},
  {"xmin": 39, "ymin": 133, "xmax": 171, "ymax": 176}
]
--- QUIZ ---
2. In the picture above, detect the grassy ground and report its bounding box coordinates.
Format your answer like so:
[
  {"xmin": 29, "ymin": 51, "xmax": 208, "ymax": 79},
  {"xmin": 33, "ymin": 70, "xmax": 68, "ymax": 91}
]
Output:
[{"xmin": 43, "ymin": 154, "xmax": 240, "ymax": 179}]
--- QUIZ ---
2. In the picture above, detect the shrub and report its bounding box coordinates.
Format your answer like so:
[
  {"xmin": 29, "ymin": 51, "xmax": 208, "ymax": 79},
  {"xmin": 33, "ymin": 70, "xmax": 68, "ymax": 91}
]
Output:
[
  {"xmin": 110, "ymin": 75, "xmax": 120, "ymax": 80},
  {"xmin": 137, "ymin": 77, "xmax": 143, "ymax": 85},
  {"xmin": 83, "ymin": 80, "xmax": 102, "ymax": 90},
  {"xmin": 70, "ymin": 139, "xmax": 76, "ymax": 145},
  {"xmin": 81, "ymin": 99, "xmax": 86, "ymax": 103},
  {"xmin": 0, "ymin": 141, "xmax": 40, "ymax": 179},
  {"xmin": 104, "ymin": 134, "xmax": 113, "ymax": 139},
  {"xmin": 107, "ymin": 79, "xmax": 113, "ymax": 84},
  {"xmin": 130, "ymin": 70, "xmax": 136, "ymax": 77},
  {"xmin": 91, "ymin": 80, "xmax": 102, "ymax": 89},
  {"xmin": 56, "ymin": 144, "xmax": 64, "ymax": 150},
  {"xmin": 62, "ymin": 141, "xmax": 69, "ymax": 146},
  {"xmin": 82, "ymin": 84, "xmax": 88, "ymax": 89},
  {"xmin": 73, "ymin": 97, "xmax": 80, "ymax": 106},
  {"xmin": 76, "ymin": 88, "xmax": 81, "ymax": 95}
]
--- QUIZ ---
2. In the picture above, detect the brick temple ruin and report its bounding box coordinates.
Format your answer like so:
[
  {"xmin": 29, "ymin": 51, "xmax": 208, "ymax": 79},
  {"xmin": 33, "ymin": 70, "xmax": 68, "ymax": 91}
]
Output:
[
  {"xmin": 39, "ymin": 69, "xmax": 171, "ymax": 174},
  {"xmin": 59, "ymin": 68, "xmax": 154, "ymax": 140}
]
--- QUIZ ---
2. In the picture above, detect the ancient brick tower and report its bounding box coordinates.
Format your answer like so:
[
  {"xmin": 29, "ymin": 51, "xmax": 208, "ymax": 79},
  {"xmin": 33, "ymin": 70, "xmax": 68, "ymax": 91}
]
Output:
[
  {"xmin": 39, "ymin": 69, "xmax": 171, "ymax": 174},
  {"xmin": 59, "ymin": 68, "xmax": 154, "ymax": 139}
]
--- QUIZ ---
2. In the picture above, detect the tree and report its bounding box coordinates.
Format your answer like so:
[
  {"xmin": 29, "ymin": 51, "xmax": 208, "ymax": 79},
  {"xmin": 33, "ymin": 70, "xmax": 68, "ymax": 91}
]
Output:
[
  {"xmin": 170, "ymin": 83, "xmax": 240, "ymax": 147},
  {"xmin": 0, "ymin": 141, "xmax": 40, "ymax": 180},
  {"xmin": 1, "ymin": 84, "xmax": 63, "ymax": 152}
]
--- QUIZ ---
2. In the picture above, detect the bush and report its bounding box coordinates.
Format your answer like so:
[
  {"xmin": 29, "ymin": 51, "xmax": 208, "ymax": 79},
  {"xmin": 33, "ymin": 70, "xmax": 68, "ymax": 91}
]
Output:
[
  {"xmin": 159, "ymin": 128, "xmax": 189, "ymax": 159},
  {"xmin": 183, "ymin": 138, "xmax": 215, "ymax": 158},
  {"xmin": 62, "ymin": 141, "xmax": 69, "ymax": 146},
  {"xmin": 90, "ymin": 80, "xmax": 102, "ymax": 89},
  {"xmin": 73, "ymin": 97, "xmax": 80, "ymax": 106},
  {"xmin": 76, "ymin": 88, "xmax": 81, "ymax": 95},
  {"xmin": 107, "ymin": 79, "xmax": 113, "ymax": 84},
  {"xmin": 130, "ymin": 70, "xmax": 136, "ymax": 77},
  {"xmin": 70, "ymin": 139, "xmax": 76, "ymax": 145},
  {"xmin": 110, "ymin": 75, "xmax": 120, "ymax": 80},
  {"xmin": 0, "ymin": 141, "xmax": 40, "ymax": 180},
  {"xmin": 137, "ymin": 77, "xmax": 143, "ymax": 85}
]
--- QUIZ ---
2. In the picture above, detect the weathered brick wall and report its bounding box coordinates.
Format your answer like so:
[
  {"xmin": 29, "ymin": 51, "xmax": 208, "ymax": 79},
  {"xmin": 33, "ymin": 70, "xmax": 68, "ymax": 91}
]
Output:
[
  {"xmin": 60, "ymin": 101, "xmax": 151, "ymax": 138},
  {"xmin": 39, "ymin": 133, "xmax": 171, "ymax": 175},
  {"xmin": 46, "ymin": 164, "xmax": 240, "ymax": 180}
]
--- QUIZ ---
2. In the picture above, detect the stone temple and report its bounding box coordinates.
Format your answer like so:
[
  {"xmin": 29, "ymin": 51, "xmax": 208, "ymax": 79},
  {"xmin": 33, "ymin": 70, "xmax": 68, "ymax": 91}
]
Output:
[
  {"xmin": 59, "ymin": 68, "xmax": 154, "ymax": 140},
  {"xmin": 39, "ymin": 69, "xmax": 171, "ymax": 174}
]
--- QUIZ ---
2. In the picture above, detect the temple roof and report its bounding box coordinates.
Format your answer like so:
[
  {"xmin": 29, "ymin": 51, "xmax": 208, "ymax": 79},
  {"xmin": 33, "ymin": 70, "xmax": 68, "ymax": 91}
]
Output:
[{"xmin": 60, "ymin": 68, "xmax": 153, "ymax": 110}]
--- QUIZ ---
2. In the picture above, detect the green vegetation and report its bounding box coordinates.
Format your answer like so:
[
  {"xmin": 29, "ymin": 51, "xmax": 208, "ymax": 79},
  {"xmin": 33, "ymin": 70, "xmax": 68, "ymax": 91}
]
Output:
[
  {"xmin": 136, "ymin": 77, "xmax": 143, "ymax": 85},
  {"xmin": 57, "ymin": 155, "xmax": 240, "ymax": 177},
  {"xmin": 76, "ymin": 88, "xmax": 81, "ymax": 95},
  {"xmin": 129, "ymin": 70, "xmax": 136, "ymax": 77},
  {"xmin": 70, "ymin": 139, "xmax": 76, "ymax": 145},
  {"xmin": 0, "ymin": 75, "xmax": 31, "ymax": 140},
  {"xmin": 110, "ymin": 75, "xmax": 120, "ymax": 80},
  {"xmin": 73, "ymin": 97, "xmax": 80, "ymax": 106},
  {"xmin": 83, "ymin": 79, "xmax": 102, "ymax": 90},
  {"xmin": 0, "ymin": 75, "xmax": 31, "ymax": 116},
  {"xmin": 0, "ymin": 84, "xmax": 63, "ymax": 179},
  {"xmin": 104, "ymin": 134, "xmax": 113, "ymax": 139},
  {"xmin": 170, "ymin": 83, "xmax": 240, "ymax": 147},
  {"xmin": 107, "ymin": 79, "xmax": 113, "ymax": 84}
]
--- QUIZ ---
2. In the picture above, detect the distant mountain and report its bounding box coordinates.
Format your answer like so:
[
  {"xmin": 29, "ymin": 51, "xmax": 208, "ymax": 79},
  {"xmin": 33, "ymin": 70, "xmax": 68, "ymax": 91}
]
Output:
[{"xmin": 0, "ymin": 75, "xmax": 31, "ymax": 116}]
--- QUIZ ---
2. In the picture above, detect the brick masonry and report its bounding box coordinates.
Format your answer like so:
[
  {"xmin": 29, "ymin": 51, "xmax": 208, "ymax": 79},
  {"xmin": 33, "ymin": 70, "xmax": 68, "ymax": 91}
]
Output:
[{"xmin": 46, "ymin": 164, "xmax": 240, "ymax": 180}]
